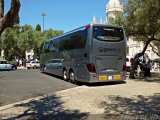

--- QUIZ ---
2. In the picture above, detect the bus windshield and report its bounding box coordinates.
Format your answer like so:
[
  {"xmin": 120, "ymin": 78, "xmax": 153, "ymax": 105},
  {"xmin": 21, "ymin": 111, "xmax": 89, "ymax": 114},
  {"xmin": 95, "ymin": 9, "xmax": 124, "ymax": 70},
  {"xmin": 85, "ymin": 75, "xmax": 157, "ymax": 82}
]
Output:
[{"xmin": 93, "ymin": 26, "xmax": 124, "ymax": 41}]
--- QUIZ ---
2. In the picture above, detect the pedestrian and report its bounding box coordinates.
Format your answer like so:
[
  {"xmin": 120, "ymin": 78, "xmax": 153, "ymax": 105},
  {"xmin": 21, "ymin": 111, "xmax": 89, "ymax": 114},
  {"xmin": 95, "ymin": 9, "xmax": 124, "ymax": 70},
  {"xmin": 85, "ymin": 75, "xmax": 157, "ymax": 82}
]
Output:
[
  {"xmin": 19, "ymin": 59, "xmax": 22, "ymax": 67},
  {"xmin": 142, "ymin": 59, "xmax": 151, "ymax": 77},
  {"xmin": 16, "ymin": 58, "xmax": 19, "ymax": 67}
]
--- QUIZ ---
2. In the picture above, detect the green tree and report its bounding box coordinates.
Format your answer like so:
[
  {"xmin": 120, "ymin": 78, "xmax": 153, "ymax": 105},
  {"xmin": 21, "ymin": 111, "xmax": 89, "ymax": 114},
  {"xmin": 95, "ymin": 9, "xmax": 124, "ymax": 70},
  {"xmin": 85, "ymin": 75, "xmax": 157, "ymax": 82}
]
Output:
[
  {"xmin": 35, "ymin": 24, "xmax": 41, "ymax": 32},
  {"xmin": 32, "ymin": 31, "xmax": 43, "ymax": 59},
  {"xmin": 15, "ymin": 16, "xmax": 20, "ymax": 24},
  {"xmin": 18, "ymin": 25, "xmax": 63, "ymax": 60},
  {"xmin": 108, "ymin": 12, "xmax": 125, "ymax": 26},
  {"xmin": 1, "ymin": 22, "xmax": 63, "ymax": 60},
  {"xmin": 42, "ymin": 29, "xmax": 63, "ymax": 40},
  {"xmin": 19, "ymin": 25, "xmax": 34, "ymax": 49},
  {"xmin": 18, "ymin": 24, "xmax": 34, "ymax": 58},
  {"xmin": 124, "ymin": 0, "xmax": 160, "ymax": 78},
  {"xmin": 1, "ymin": 27, "xmax": 19, "ymax": 60},
  {"xmin": 33, "ymin": 29, "xmax": 63, "ymax": 59}
]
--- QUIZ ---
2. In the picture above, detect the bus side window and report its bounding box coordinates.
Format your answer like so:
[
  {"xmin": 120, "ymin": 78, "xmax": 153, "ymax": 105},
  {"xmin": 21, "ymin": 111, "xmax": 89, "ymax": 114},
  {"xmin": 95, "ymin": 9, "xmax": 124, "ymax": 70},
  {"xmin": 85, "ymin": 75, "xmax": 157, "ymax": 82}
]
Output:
[
  {"xmin": 49, "ymin": 40, "xmax": 60, "ymax": 52},
  {"xmin": 62, "ymin": 34, "xmax": 71, "ymax": 50},
  {"xmin": 61, "ymin": 31, "xmax": 87, "ymax": 50},
  {"xmin": 49, "ymin": 41, "xmax": 53, "ymax": 52},
  {"xmin": 54, "ymin": 41, "xmax": 59, "ymax": 52},
  {"xmin": 58, "ymin": 38, "xmax": 64, "ymax": 51}
]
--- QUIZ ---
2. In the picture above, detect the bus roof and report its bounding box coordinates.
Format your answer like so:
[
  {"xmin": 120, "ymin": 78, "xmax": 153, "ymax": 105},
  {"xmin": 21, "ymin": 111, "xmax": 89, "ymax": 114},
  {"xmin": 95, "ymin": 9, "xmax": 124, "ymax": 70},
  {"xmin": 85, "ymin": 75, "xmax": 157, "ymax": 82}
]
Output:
[{"xmin": 47, "ymin": 24, "xmax": 123, "ymax": 42}]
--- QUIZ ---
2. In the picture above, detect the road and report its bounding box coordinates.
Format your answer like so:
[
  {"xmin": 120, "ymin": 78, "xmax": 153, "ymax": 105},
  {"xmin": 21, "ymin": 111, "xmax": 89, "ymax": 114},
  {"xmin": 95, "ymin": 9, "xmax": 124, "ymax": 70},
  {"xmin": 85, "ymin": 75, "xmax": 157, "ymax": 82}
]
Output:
[{"xmin": 0, "ymin": 69, "xmax": 77, "ymax": 106}]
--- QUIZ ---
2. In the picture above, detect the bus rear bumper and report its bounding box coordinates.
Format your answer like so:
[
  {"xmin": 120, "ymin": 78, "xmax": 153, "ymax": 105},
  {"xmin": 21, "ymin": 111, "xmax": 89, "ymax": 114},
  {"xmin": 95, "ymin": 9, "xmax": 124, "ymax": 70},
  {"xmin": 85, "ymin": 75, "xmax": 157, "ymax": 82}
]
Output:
[{"xmin": 78, "ymin": 72, "xmax": 126, "ymax": 83}]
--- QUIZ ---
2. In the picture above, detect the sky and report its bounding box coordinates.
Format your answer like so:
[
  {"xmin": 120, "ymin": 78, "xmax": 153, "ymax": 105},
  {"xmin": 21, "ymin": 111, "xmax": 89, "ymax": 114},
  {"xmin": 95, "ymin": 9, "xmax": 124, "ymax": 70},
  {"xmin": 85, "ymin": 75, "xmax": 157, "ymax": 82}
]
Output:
[{"xmin": 5, "ymin": 0, "xmax": 110, "ymax": 32}]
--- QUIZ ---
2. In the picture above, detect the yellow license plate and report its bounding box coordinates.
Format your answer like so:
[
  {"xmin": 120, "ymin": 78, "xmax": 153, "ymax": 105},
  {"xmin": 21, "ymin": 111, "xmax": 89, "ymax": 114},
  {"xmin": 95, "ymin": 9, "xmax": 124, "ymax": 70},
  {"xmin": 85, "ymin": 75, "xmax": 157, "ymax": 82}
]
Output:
[
  {"xmin": 99, "ymin": 76, "xmax": 107, "ymax": 81},
  {"xmin": 113, "ymin": 75, "xmax": 121, "ymax": 80}
]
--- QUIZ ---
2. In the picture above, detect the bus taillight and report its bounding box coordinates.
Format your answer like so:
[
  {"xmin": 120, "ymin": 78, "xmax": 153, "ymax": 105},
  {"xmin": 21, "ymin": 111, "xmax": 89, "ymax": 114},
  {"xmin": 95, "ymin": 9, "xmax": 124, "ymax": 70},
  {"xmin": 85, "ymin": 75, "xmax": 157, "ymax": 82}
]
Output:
[
  {"xmin": 123, "ymin": 64, "xmax": 127, "ymax": 71},
  {"xmin": 84, "ymin": 24, "xmax": 91, "ymax": 29},
  {"xmin": 86, "ymin": 64, "xmax": 96, "ymax": 73}
]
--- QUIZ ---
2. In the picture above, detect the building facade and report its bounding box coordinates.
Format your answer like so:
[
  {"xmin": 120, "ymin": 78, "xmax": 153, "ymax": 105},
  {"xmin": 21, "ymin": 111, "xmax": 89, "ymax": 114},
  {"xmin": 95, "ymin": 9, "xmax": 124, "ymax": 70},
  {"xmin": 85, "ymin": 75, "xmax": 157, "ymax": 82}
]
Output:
[{"xmin": 106, "ymin": 0, "xmax": 123, "ymax": 24}]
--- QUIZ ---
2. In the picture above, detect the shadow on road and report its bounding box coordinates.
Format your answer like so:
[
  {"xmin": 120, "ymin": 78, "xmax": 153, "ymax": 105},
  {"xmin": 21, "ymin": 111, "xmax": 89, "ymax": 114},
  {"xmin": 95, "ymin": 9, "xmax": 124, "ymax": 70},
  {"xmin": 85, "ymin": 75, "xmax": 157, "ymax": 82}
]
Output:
[
  {"xmin": 6, "ymin": 94, "xmax": 89, "ymax": 120},
  {"xmin": 100, "ymin": 93, "xmax": 160, "ymax": 119}
]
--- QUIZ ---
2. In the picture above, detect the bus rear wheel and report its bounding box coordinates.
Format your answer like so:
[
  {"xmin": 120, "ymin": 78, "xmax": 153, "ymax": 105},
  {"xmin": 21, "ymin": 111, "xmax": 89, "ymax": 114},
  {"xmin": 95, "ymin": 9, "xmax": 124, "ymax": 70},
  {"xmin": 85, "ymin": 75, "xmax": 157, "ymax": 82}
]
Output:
[
  {"xmin": 69, "ymin": 71, "xmax": 77, "ymax": 84},
  {"xmin": 63, "ymin": 70, "xmax": 68, "ymax": 81}
]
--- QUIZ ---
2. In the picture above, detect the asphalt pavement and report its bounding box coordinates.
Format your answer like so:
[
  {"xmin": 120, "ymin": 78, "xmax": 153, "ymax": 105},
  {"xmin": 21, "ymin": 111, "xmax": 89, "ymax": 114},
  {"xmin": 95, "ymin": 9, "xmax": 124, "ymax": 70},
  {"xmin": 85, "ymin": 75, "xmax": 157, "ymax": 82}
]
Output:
[{"xmin": 0, "ymin": 69, "xmax": 77, "ymax": 106}]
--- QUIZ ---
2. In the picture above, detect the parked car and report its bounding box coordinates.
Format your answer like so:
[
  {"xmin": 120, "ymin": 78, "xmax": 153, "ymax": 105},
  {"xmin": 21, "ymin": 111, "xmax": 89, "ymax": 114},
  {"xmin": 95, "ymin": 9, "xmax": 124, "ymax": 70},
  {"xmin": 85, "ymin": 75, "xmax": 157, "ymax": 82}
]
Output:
[
  {"xmin": 26, "ymin": 60, "xmax": 40, "ymax": 69},
  {"xmin": 0, "ymin": 60, "xmax": 14, "ymax": 71}
]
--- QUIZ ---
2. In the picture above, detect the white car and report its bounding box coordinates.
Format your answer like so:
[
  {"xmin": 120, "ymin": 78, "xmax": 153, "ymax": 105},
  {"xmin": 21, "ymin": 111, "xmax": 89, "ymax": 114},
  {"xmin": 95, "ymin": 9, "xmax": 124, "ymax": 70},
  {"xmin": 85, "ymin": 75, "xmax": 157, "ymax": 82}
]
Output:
[
  {"xmin": 0, "ymin": 60, "xmax": 13, "ymax": 70},
  {"xmin": 26, "ymin": 61, "xmax": 40, "ymax": 69}
]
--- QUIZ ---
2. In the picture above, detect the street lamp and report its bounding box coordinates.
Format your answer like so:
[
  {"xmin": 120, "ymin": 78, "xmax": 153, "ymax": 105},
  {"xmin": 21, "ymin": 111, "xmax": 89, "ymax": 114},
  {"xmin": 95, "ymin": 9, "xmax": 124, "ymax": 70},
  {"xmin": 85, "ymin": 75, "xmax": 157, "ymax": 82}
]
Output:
[{"xmin": 42, "ymin": 12, "xmax": 46, "ymax": 31}]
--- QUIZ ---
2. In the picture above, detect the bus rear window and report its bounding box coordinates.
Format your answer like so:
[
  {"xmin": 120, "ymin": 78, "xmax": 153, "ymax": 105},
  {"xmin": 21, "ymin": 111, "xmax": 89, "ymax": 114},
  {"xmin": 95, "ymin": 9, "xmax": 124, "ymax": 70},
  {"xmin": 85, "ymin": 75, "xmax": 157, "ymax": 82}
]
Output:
[{"xmin": 93, "ymin": 26, "xmax": 124, "ymax": 41}]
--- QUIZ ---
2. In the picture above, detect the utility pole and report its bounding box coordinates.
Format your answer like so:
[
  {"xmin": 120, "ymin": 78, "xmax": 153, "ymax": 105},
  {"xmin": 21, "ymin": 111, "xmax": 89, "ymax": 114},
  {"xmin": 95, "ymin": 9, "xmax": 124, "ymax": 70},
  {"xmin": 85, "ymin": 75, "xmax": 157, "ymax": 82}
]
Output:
[{"xmin": 42, "ymin": 12, "xmax": 46, "ymax": 32}]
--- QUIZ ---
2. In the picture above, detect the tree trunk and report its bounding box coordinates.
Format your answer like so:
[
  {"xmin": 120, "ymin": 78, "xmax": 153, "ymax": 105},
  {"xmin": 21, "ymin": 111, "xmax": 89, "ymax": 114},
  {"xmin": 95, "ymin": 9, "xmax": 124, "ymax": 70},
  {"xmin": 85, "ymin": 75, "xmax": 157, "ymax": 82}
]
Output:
[
  {"xmin": 129, "ymin": 39, "xmax": 153, "ymax": 79},
  {"xmin": 129, "ymin": 55, "xmax": 140, "ymax": 79},
  {"xmin": 0, "ymin": 0, "xmax": 4, "ymax": 19},
  {"xmin": 0, "ymin": 0, "xmax": 20, "ymax": 35}
]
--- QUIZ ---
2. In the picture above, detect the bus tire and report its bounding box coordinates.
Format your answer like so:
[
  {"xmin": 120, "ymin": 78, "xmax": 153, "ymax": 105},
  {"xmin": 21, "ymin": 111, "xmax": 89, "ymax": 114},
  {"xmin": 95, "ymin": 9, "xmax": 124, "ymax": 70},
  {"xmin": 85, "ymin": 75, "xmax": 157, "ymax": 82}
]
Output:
[
  {"xmin": 42, "ymin": 65, "xmax": 46, "ymax": 73},
  {"xmin": 69, "ymin": 70, "xmax": 77, "ymax": 84},
  {"xmin": 63, "ymin": 69, "xmax": 68, "ymax": 81}
]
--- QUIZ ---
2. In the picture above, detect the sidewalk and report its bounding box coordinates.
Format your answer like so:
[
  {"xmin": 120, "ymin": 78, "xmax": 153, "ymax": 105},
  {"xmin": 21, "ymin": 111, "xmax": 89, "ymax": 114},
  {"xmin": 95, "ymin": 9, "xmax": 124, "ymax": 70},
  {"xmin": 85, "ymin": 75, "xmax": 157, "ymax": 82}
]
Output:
[{"xmin": 0, "ymin": 72, "xmax": 160, "ymax": 120}]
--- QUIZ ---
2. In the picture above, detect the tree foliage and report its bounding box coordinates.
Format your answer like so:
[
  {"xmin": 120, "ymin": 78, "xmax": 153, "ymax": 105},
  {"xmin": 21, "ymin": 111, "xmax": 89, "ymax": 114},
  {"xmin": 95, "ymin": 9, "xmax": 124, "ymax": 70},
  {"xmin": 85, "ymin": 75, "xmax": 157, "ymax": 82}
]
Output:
[
  {"xmin": 1, "ymin": 27, "xmax": 20, "ymax": 60},
  {"xmin": 0, "ymin": 24, "xmax": 63, "ymax": 60},
  {"xmin": 108, "ymin": 12, "xmax": 125, "ymax": 26},
  {"xmin": 125, "ymin": 0, "xmax": 160, "ymax": 39},
  {"xmin": 35, "ymin": 24, "xmax": 41, "ymax": 32}
]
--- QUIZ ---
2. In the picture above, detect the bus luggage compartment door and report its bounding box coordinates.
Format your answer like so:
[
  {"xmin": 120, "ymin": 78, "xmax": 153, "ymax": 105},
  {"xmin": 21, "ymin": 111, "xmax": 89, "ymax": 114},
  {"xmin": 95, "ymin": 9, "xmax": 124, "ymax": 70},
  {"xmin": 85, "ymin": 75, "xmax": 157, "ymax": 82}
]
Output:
[
  {"xmin": 96, "ymin": 56, "xmax": 122, "ymax": 72},
  {"xmin": 95, "ymin": 56, "xmax": 123, "ymax": 81}
]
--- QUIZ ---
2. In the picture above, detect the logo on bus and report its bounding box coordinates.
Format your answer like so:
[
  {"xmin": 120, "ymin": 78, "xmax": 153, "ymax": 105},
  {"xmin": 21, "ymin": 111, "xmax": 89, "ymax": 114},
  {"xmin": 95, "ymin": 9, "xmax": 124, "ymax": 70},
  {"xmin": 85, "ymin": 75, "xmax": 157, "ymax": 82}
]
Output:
[
  {"xmin": 98, "ymin": 47, "xmax": 104, "ymax": 52},
  {"xmin": 98, "ymin": 47, "xmax": 120, "ymax": 52}
]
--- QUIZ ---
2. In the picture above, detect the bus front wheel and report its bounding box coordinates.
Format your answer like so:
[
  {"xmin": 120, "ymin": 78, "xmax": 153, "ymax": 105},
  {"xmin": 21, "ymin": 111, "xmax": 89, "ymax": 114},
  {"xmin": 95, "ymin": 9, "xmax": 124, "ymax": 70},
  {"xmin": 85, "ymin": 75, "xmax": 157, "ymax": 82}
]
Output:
[{"xmin": 42, "ymin": 65, "xmax": 46, "ymax": 73}]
